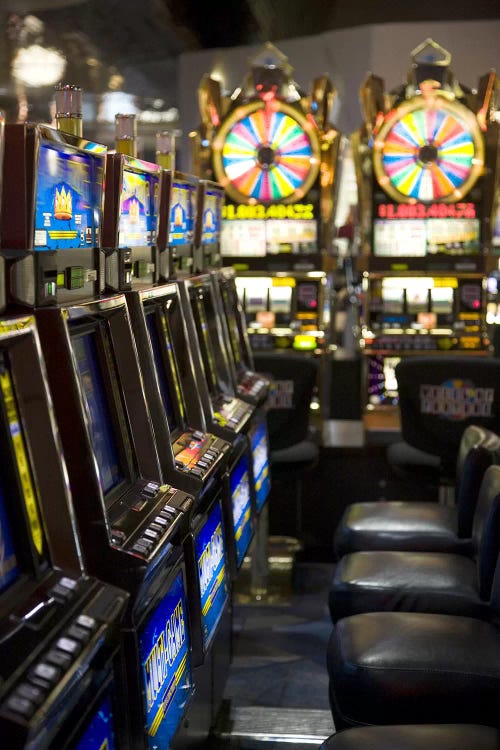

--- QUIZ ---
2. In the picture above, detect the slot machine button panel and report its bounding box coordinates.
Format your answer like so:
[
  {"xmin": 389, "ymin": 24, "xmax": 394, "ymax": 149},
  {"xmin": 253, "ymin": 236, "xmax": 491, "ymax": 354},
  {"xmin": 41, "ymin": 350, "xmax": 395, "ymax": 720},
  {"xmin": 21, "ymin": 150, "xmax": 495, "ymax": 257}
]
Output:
[
  {"xmin": 192, "ymin": 430, "xmax": 205, "ymax": 441},
  {"xmin": 55, "ymin": 637, "xmax": 81, "ymax": 656},
  {"xmin": 75, "ymin": 614, "xmax": 97, "ymax": 631},
  {"xmin": 14, "ymin": 683, "xmax": 45, "ymax": 707},
  {"xmin": 49, "ymin": 583, "xmax": 76, "ymax": 603},
  {"xmin": 154, "ymin": 515, "xmax": 169, "ymax": 528}
]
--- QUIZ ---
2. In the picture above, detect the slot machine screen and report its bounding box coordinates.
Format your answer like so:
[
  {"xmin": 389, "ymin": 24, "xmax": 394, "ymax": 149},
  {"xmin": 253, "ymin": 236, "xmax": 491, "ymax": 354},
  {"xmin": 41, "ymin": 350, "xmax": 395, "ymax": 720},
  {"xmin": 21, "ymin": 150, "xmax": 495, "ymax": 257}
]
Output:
[
  {"xmin": 189, "ymin": 288, "xmax": 228, "ymax": 399},
  {"xmin": 367, "ymin": 355, "xmax": 400, "ymax": 406},
  {"xmin": 71, "ymin": 331, "xmax": 124, "ymax": 495},
  {"xmin": 168, "ymin": 179, "xmax": 196, "ymax": 247},
  {"xmin": 0, "ymin": 481, "xmax": 20, "ymax": 595},
  {"xmin": 118, "ymin": 168, "xmax": 158, "ymax": 248},
  {"xmin": 202, "ymin": 284, "xmax": 233, "ymax": 394},
  {"xmin": 139, "ymin": 570, "xmax": 193, "ymax": 750},
  {"xmin": 220, "ymin": 287, "xmax": 246, "ymax": 374},
  {"xmin": 144, "ymin": 308, "xmax": 180, "ymax": 436},
  {"xmin": 431, "ymin": 287, "xmax": 454, "ymax": 314},
  {"xmin": 269, "ymin": 286, "xmax": 292, "ymax": 315},
  {"xmin": 194, "ymin": 501, "xmax": 229, "ymax": 650},
  {"xmin": 201, "ymin": 187, "xmax": 222, "ymax": 245},
  {"xmin": 72, "ymin": 694, "xmax": 117, "ymax": 750},
  {"xmin": 250, "ymin": 419, "xmax": 270, "ymax": 512},
  {"xmin": 34, "ymin": 143, "xmax": 102, "ymax": 251},
  {"xmin": 381, "ymin": 286, "xmax": 404, "ymax": 315},
  {"xmin": 229, "ymin": 453, "xmax": 253, "ymax": 568}
]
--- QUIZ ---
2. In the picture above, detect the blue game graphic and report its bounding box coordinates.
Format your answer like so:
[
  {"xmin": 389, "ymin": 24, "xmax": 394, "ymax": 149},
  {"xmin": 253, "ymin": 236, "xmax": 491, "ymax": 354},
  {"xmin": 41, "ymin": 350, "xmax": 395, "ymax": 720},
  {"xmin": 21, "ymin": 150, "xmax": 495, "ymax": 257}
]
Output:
[
  {"xmin": 0, "ymin": 482, "xmax": 19, "ymax": 595},
  {"xmin": 202, "ymin": 189, "xmax": 222, "ymax": 245},
  {"xmin": 195, "ymin": 501, "xmax": 228, "ymax": 650},
  {"xmin": 168, "ymin": 181, "xmax": 195, "ymax": 246},
  {"xmin": 34, "ymin": 143, "xmax": 99, "ymax": 251},
  {"xmin": 251, "ymin": 420, "xmax": 271, "ymax": 511},
  {"xmin": 73, "ymin": 695, "xmax": 117, "ymax": 750},
  {"xmin": 230, "ymin": 454, "xmax": 253, "ymax": 568},
  {"xmin": 139, "ymin": 571, "xmax": 193, "ymax": 750},
  {"xmin": 118, "ymin": 169, "xmax": 159, "ymax": 248}
]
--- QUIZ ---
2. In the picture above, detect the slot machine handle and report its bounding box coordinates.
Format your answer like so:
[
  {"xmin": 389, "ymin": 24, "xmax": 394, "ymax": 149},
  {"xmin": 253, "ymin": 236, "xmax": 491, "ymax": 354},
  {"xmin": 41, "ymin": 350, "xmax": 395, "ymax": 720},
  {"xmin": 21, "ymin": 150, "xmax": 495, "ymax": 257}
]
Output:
[{"xmin": 0, "ymin": 596, "xmax": 57, "ymax": 643}]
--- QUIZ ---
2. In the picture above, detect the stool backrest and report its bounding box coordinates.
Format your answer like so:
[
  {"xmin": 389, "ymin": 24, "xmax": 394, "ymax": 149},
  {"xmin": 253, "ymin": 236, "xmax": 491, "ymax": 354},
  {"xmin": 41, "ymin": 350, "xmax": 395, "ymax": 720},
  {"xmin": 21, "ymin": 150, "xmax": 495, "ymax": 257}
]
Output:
[
  {"xmin": 254, "ymin": 352, "xmax": 319, "ymax": 451},
  {"xmin": 471, "ymin": 465, "xmax": 500, "ymax": 599},
  {"xmin": 456, "ymin": 426, "xmax": 500, "ymax": 537},
  {"xmin": 396, "ymin": 357, "xmax": 500, "ymax": 475}
]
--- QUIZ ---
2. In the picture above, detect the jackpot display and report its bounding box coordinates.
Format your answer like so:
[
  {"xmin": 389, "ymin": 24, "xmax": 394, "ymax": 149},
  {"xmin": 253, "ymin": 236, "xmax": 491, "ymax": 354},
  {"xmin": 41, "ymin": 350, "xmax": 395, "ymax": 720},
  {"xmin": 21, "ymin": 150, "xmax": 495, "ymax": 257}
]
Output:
[
  {"xmin": 139, "ymin": 571, "xmax": 193, "ymax": 749},
  {"xmin": 191, "ymin": 43, "xmax": 341, "ymax": 268}
]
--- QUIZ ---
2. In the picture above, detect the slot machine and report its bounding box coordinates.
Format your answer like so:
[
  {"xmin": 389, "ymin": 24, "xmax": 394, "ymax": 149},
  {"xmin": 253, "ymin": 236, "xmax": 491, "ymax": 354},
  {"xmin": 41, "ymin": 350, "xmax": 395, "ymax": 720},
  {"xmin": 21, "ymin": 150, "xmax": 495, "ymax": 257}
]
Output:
[
  {"xmin": 34, "ymin": 296, "xmax": 196, "ymax": 749},
  {"xmin": 157, "ymin": 171, "xmax": 198, "ymax": 281},
  {"xmin": 353, "ymin": 39, "xmax": 499, "ymax": 414},
  {"xmin": 0, "ymin": 315, "xmax": 127, "ymax": 749},
  {"xmin": 211, "ymin": 267, "xmax": 271, "ymax": 407},
  {"xmin": 1, "ymin": 123, "xmax": 105, "ymax": 307},
  {"xmin": 127, "ymin": 282, "xmax": 257, "ymax": 578},
  {"xmin": 193, "ymin": 179, "xmax": 224, "ymax": 273}
]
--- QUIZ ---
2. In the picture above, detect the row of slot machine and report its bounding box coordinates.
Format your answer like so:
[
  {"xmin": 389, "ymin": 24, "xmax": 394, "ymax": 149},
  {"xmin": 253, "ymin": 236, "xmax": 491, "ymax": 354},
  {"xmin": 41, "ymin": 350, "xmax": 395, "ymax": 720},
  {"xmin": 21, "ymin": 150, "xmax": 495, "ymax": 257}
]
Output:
[
  {"xmin": 190, "ymin": 40, "xmax": 500, "ymax": 420},
  {"xmin": 0, "ymin": 84, "xmax": 272, "ymax": 749}
]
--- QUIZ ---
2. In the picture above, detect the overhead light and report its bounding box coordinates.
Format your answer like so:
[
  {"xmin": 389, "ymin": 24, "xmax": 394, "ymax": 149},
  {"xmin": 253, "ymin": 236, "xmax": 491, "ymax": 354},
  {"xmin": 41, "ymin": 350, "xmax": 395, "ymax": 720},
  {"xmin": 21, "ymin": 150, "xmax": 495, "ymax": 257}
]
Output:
[{"xmin": 12, "ymin": 44, "xmax": 66, "ymax": 87}]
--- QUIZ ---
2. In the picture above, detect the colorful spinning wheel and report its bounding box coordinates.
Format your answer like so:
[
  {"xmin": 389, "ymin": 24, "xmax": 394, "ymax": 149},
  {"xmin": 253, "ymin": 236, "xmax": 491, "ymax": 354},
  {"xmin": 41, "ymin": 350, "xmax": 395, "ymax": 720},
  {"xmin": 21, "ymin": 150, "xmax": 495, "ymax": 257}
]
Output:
[
  {"xmin": 373, "ymin": 95, "xmax": 484, "ymax": 203},
  {"xmin": 212, "ymin": 100, "xmax": 320, "ymax": 205}
]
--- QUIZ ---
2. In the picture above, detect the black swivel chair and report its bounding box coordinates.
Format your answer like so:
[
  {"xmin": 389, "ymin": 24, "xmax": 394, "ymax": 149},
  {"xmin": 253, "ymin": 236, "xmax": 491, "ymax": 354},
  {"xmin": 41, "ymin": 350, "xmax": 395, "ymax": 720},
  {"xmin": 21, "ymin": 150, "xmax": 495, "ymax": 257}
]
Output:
[
  {"xmin": 319, "ymin": 725, "xmax": 500, "ymax": 750},
  {"xmin": 387, "ymin": 356, "xmax": 500, "ymax": 498},
  {"xmin": 334, "ymin": 425, "xmax": 500, "ymax": 559},
  {"xmin": 254, "ymin": 351, "xmax": 319, "ymax": 538}
]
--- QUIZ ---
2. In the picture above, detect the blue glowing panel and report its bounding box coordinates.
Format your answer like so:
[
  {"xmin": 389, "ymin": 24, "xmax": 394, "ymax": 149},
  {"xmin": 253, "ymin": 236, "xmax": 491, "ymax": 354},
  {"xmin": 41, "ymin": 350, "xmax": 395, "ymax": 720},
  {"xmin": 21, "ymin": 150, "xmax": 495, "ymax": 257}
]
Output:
[
  {"xmin": 71, "ymin": 333, "xmax": 123, "ymax": 494},
  {"xmin": 0, "ymin": 482, "xmax": 19, "ymax": 595},
  {"xmin": 119, "ymin": 169, "xmax": 159, "ymax": 248},
  {"xmin": 230, "ymin": 454, "xmax": 253, "ymax": 568},
  {"xmin": 202, "ymin": 189, "xmax": 222, "ymax": 245},
  {"xmin": 195, "ymin": 501, "xmax": 229, "ymax": 650},
  {"xmin": 168, "ymin": 181, "xmax": 196, "ymax": 246},
  {"xmin": 251, "ymin": 419, "xmax": 270, "ymax": 512},
  {"xmin": 139, "ymin": 571, "xmax": 193, "ymax": 750},
  {"xmin": 73, "ymin": 695, "xmax": 117, "ymax": 750},
  {"xmin": 34, "ymin": 144, "xmax": 100, "ymax": 251}
]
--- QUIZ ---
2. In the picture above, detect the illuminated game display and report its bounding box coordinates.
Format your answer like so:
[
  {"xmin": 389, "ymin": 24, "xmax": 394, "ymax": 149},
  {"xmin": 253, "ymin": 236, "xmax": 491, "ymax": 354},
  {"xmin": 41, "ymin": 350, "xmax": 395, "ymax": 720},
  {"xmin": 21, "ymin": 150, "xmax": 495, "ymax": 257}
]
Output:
[
  {"xmin": 169, "ymin": 179, "xmax": 196, "ymax": 246},
  {"xmin": 139, "ymin": 571, "xmax": 193, "ymax": 750},
  {"xmin": 229, "ymin": 453, "xmax": 253, "ymax": 568},
  {"xmin": 191, "ymin": 43, "xmax": 341, "ymax": 266},
  {"xmin": 202, "ymin": 184, "xmax": 222, "ymax": 244},
  {"xmin": 194, "ymin": 501, "xmax": 229, "ymax": 650},
  {"xmin": 118, "ymin": 167, "xmax": 158, "ymax": 248},
  {"xmin": 73, "ymin": 695, "xmax": 117, "ymax": 750},
  {"xmin": 35, "ymin": 143, "xmax": 102, "ymax": 251},
  {"xmin": 250, "ymin": 419, "xmax": 270, "ymax": 512},
  {"xmin": 0, "ymin": 481, "xmax": 19, "ymax": 595}
]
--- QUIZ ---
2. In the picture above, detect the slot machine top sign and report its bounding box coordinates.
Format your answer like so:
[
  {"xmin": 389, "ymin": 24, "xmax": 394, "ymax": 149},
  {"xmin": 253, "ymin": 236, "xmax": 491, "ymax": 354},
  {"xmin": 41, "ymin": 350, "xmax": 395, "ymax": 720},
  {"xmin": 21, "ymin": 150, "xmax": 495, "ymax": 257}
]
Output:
[
  {"xmin": 211, "ymin": 45, "xmax": 322, "ymax": 205},
  {"xmin": 367, "ymin": 39, "xmax": 494, "ymax": 206}
]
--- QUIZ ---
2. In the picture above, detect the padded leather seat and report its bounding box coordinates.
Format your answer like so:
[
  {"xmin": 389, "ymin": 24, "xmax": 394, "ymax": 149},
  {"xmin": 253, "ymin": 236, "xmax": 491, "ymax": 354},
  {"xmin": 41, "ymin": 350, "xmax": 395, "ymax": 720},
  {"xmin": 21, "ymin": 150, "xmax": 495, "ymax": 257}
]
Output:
[
  {"xmin": 334, "ymin": 426, "xmax": 500, "ymax": 559},
  {"xmin": 328, "ymin": 466, "xmax": 500, "ymax": 622},
  {"xmin": 320, "ymin": 725, "xmax": 500, "ymax": 750},
  {"xmin": 327, "ymin": 610, "xmax": 500, "ymax": 728},
  {"xmin": 329, "ymin": 464, "xmax": 500, "ymax": 622}
]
